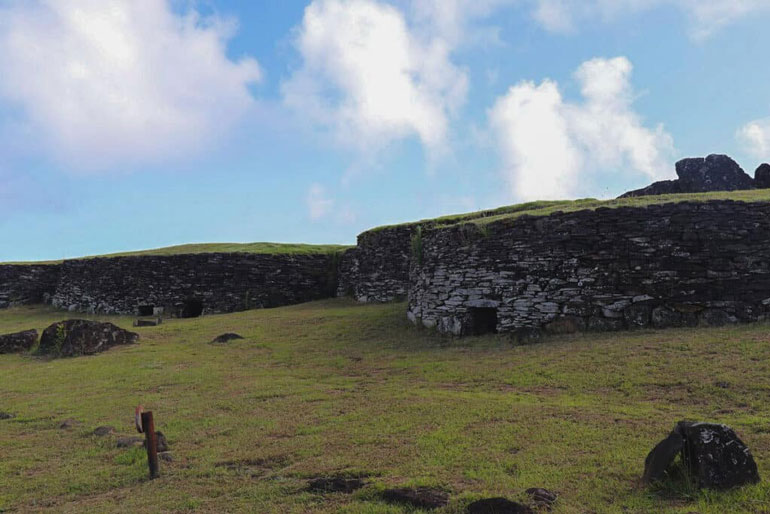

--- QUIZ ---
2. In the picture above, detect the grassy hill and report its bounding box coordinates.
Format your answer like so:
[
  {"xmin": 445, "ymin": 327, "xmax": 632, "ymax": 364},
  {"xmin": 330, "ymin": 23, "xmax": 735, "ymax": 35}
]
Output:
[
  {"xmin": 368, "ymin": 189, "xmax": 770, "ymax": 233},
  {"xmin": 1, "ymin": 300, "xmax": 769, "ymax": 512},
  {"xmin": 2, "ymin": 242, "xmax": 352, "ymax": 265}
]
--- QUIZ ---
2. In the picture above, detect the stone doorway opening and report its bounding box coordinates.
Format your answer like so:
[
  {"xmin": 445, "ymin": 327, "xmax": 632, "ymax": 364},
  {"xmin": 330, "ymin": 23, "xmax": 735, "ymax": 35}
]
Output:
[
  {"xmin": 181, "ymin": 298, "xmax": 204, "ymax": 318},
  {"xmin": 137, "ymin": 305, "xmax": 155, "ymax": 317},
  {"xmin": 466, "ymin": 307, "xmax": 498, "ymax": 336}
]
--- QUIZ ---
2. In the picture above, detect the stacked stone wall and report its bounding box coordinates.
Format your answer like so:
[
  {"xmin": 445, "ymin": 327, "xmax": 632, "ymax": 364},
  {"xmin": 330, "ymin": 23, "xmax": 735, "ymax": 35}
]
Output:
[
  {"xmin": 48, "ymin": 253, "xmax": 339, "ymax": 315},
  {"xmin": 0, "ymin": 265, "xmax": 61, "ymax": 309},
  {"xmin": 408, "ymin": 201, "xmax": 770, "ymax": 335},
  {"xmin": 337, "ymin": 226, "xmax": 414, "ymax": 303}
]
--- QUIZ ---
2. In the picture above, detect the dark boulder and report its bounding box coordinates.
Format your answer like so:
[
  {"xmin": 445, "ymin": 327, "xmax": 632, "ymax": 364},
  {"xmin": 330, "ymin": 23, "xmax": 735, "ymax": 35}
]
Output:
[
  {"xmin": 620, "ymin": 155, "xmax": 755, "ymax": 197},
  {"xmin": 676, "ymin": 155, "xmax": 754, "ymax": 192},
  {"xmin": 620, "ymin": 180, "xmax": 682, "ymax": 198},
  {"xmin": 38, "ymin": 320, "xmax": 139, "ymax": 357},
  {"xmin": 467, "ymin": 497, "xmax": 533, "ymax": 513},
  {"xmin": 308, "ymin": 476, "xmax": 366, "ymax": 494},
  {"xmin": 679, "ymin": 422, "xmax": 760, "ymax": 489},
  {"xmin": 755, "ymin": 163, "xmax": 770, "ymax": 189},
  {"xmin": 643, "ymin": 421, "xmax": 760, "ymax": 489},
  {"xmin": 0, "ymin": 412, "xmax": 14, "ymax": 420},
  {"xmin": 210, "ymin": 333, "xmax": 244, "ymax": 344},
  {"xmin": 382, "ymin": 487, "xmax": 449, "ymax": 510},
  {"xmin": 0, "ymin": 329, "xmax": 38, "ymax": 354}
]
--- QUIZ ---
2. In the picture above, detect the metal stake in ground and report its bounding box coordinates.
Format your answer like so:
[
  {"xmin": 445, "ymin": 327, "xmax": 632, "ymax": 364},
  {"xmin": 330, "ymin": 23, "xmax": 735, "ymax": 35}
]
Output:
[{"xmin": 137, "ymin": 406, "xmax": 160, "ymax": 479}]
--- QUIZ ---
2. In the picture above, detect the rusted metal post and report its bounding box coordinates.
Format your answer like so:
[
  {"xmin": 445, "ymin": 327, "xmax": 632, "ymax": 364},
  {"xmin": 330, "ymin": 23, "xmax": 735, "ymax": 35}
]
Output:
[{"xmin": 141, "ymin": 411, "xmax": 159, "ymax": 479}]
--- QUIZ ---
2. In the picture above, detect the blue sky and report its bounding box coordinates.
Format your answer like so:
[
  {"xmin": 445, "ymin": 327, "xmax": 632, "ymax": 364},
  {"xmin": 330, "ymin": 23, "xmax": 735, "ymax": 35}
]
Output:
[{"xmin": 1, "ymin": 0, "xmax": 770, "ymax": 261}]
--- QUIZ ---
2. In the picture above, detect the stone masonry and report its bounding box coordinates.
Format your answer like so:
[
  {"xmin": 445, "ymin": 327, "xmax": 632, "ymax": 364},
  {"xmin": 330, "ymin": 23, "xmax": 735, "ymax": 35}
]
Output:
[{"xmin": 408, "ymin": 200, "xmax": 770, "ymax": 335}]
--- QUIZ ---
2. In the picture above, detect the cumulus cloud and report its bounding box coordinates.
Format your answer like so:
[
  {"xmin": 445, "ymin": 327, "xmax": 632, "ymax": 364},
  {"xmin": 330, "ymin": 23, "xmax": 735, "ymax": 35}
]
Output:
[
  {"xmin": 0, "ymin": 0, "xmax": 261, "ymax": 170},
  {"xmin": 530, "ymin": 0, "xmax": 770, "ymax": 38},
  {"xmin": 738, "ymin": 119, "xmax": 770, "ymax": 160},
  {"xmin": 282, "ymin": 0, "xmax": 468, "ymax": 158},
  {"xmin": 306, "ymin": 183, "xmax": 334, "ymax": 221},
  {"xmin": 488, "ymin": 56, "xmax": 674, "ymax": 201}
]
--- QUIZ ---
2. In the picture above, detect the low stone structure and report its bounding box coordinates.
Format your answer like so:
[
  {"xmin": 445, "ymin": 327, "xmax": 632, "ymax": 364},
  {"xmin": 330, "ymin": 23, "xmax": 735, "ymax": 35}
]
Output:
[
  {"xmin": 336, "ymin": 226, "xmax": 415, "ymax": 303},
  {"xmin": 0, "ymin": 265, "xmax": 60, "ymax": 309},
  {"xmin": 621, "ymin": 155, "xmax": 758, "ymax": 197},
  {"xmin": 0, "ymin": 329, "xmax": 38, "ymax": 354},
  {"xmin": 49, "ymin": 252, "xmax": 338, "ymax": 316},
  {"xmin": 408, "ymin": 200, "xmax": 770, "ymax": 335},
  {"xmin": 38, "ymin": 320, "xmax": 139, "ymax": 357}
]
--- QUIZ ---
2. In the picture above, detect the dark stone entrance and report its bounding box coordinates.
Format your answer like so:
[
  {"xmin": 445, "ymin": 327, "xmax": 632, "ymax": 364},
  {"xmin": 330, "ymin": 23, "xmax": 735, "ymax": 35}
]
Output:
[
  {"xmin": 466, "ymin": 307, "xmax": 498, "ymax": 336},
  {"xmin": 181, "ymin": 298, "xmax": 204, "ymax": 318},
  {"xmin": 137, "ymin": 305, "xmax": 155, "ymax": 317}
]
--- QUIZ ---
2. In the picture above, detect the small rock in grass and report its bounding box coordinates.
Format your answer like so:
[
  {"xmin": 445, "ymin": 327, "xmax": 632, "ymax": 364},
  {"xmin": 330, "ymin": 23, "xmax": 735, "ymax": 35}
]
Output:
[
  {"xmin": 59, "ymin": 418, "xmax": 81, "ymax": 430},
  {"xmin": 143, "ymin": 431, "xmax": 169, "ymax": 452},
  {"xmin": 0, "ymin": 412, "xmax": 14, "ymax": 420},
  {"xmin": 308, "ymin": 477, "xmax": 366, "ymax": 494},
  {"xmin": 159, "ymin": 452, "xmax": 174, "ymax": 463},
  {"xmin": 382, "ymin": 487, "xmax": 449, "ymax": 510},
  {"xmin": 117, "ymin": 436, "xmax": 144, "ymax": 448},
  {"xmin": 93, "ymin": 426, "xmax": 115, "ymax": 436},
  {"xmin": 467, "ymin": 498, "xmax": 533, "ymax": 513},
  {"xmin": 525, "ymin": 488, "xmax": 558, "ymax": 509},
  {"xmin": 210, "ymin": 333, "xmax": 244, "ymax": 344},
  {"xmin": 715, "ymin": 381, "xmax": 730, "ymax": 389}
]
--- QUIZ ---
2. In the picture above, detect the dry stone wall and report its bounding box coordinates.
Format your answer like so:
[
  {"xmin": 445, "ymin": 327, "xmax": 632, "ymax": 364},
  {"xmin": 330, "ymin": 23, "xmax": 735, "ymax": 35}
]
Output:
[
  {"xmin": 336, "ymin": 226, "xmax": 414, "ymax": 303},
  {"xmin": 0, "ymin": 265, "xmax": 61, "ymax": 309},
  {"xmin": 408, "ymin": 201, "xmax": 770, "ymax": 336},
  {"xmin": 48, "ymin": 253, "xmax": 339, "ymax": 316}
]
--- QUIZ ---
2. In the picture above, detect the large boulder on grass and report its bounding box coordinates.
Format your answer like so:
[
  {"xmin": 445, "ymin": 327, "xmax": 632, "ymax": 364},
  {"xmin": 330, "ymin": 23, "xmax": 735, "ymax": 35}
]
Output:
[
  {"xmin": 38, "ymin": 320, "xmax": 138, "ymax": 357},
  {"xmin": 0, "ymin": 329, "xmax": 38, "ymax": 354}
]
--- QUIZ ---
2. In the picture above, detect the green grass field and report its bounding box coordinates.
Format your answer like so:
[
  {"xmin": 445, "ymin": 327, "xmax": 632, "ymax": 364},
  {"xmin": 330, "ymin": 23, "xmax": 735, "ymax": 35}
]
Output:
[
  {"xmin": 367, "ymin": 189, "xmax": 770, "ymax": 233},
  {"xmin": 2, "ymin": 300, "xmax": 770, "ymax": 513},
  {"xmin": 1, "ymin": 242, "xmax": 352, "ymax": 265}
]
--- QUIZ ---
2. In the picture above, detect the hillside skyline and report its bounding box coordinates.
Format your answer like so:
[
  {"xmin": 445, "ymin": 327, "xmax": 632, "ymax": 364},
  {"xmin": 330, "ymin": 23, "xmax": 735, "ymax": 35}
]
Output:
[{"xmin": 1, "ymin": 0, "xmax": 770, "ymax": 261}]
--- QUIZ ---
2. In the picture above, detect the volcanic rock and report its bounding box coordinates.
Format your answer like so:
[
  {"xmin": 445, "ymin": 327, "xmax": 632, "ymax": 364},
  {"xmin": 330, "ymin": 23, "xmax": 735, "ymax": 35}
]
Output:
[
  {"xmin": 210, "ymin": 333, "xmax": 244, "ymax": 344},
  {"xmin": 643, "ymin": 421, "xmax": 760, "ymax": 489},
  {"xmin": 38, "ymin": 320, "xmax": 138, "ymax": 357},
  {"xmin": 621, "ymin": 155, "xmax": 755, "ymax": 197},
  {"xmin": 755, "ymin": 163, "xmax": 770, "ymax": 189},
  {"xmin": 0, "ymin": 329, "xmax": 38, "ymax": 354}
]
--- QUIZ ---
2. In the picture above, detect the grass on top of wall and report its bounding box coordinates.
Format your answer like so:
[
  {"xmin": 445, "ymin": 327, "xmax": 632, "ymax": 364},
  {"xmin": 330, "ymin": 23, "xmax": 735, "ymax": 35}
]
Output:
[
  {"xmin": 2, "ymin": 300, "xmax": 770, "ymax": 513},
  {"xmin": 366, "ymin": 189, "xmax": 770, "ymax": 233},
  {"xmin": 2, "ymin": 242, "xmax": 353, "ymax": 265}
]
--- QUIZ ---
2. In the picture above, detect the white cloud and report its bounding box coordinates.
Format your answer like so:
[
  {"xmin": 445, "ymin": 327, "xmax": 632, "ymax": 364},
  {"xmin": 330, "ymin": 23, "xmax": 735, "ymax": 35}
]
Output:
[
  {"xmin": 488, "ymin": 56, "xmax": 674, "ymax": 201},
  {"xmin": 307, "ymin": 183, "xmax": 334, "ymax": 221},
  {"xmin": 0, "ymin": 0, "xmax": 261, "ymax": 170},
  {"xmin": 282, "ymin": 0, "xmax": 468, "ymax": 158},
  {"xmin": 530, "ymin": 0, "xmax": 770, "ymax": 38},
  {"xmin": 738, "ymin": 119, "xmax": 770, "ymax": 160}
]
